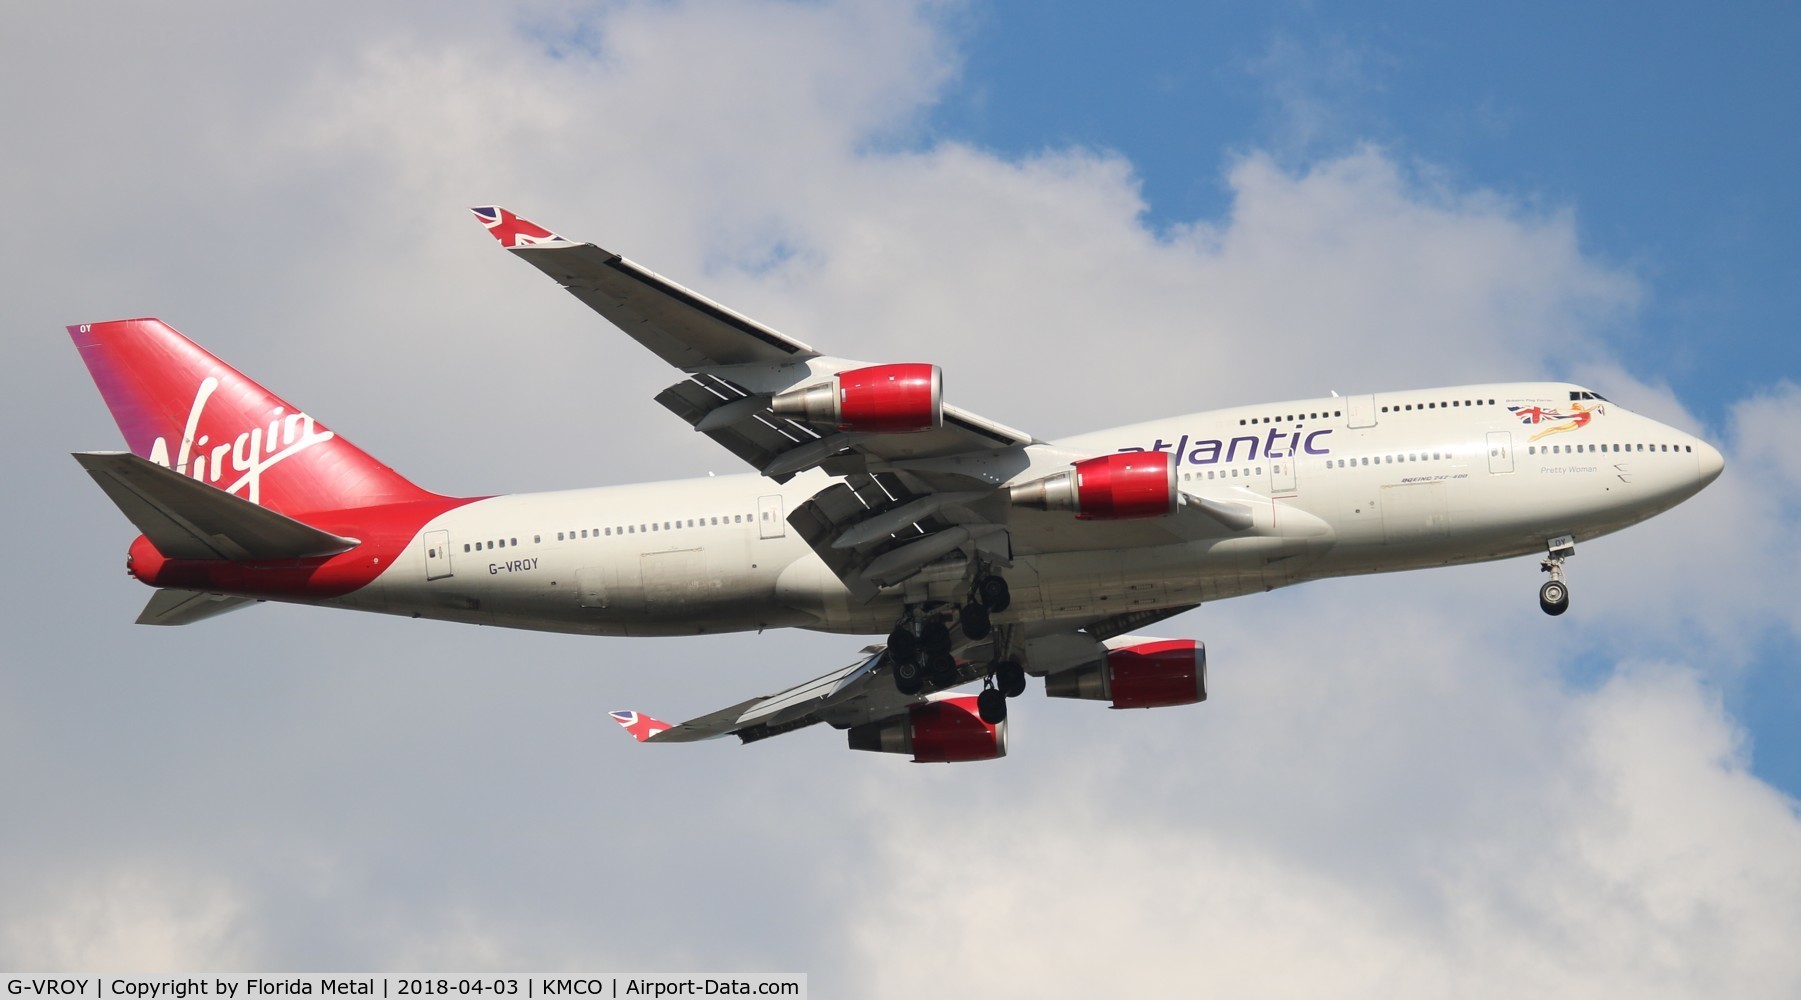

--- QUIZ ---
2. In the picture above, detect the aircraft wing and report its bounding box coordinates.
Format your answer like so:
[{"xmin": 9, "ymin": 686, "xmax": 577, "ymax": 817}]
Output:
[
  {"xmin": 607, "ymin": 646, "xmax": 976, "ymax": 745},
  {"xmin": 471, "ymin": 207, "xmax": 820, "ymax": 369},
  {"xmin": 472, "ymin": 206, "xmax": 1032, "ymax": 479},
  {"xmin": 607, "ymin": 602, "xmax": 1197, "ymax": 748},
  {"xmin": 473, "ymin": 208, "xmax": 1258, "ymax": 602}
]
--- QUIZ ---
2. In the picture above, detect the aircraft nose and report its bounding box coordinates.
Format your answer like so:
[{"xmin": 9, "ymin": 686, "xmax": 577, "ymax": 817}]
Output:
[{"xmin": 1696, "ymin": 438, "xmax": 1725, "ymax": 485}]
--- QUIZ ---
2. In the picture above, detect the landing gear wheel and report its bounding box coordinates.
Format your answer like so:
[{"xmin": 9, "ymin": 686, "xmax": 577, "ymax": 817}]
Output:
[
  {"xmin": 996, "ymin": 661, "xmax": 1027, "ymax": 698},
  {"xmin": 977, "ymin": 687, "xmax": 1008, "ymax": 724},
  {"xmin": 961, "ymin": 602, "xmax": 992, "ymax": 640},
  {"xmin": 976, "ymin": 575, "xmax": 1011, "ymax": 613},
  {"xmin": 892, "ymin": 655, "xmax": 925, "ymax": 695},
  {"xmin": 887, "ymin": 626, "xmax": 918, "ymax": 661},
  {"xmin": 920, "ymin": 620, "xmax": 953, "ymax": 655},
  {"xmin": 1538, "ymin": 534, "xmax": 1574, "ymax": 618},
  {"xmin": 926, "ymin": 651, "xmax": 959, "ymax": 687}
]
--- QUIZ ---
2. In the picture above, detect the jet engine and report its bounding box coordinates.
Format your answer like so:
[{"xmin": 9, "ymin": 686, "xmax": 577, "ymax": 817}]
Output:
[
  {"xmin": 1009, "ymin": 452, "xmax": 1178, "ymax": 520},
  {"xmin": 847, "ymin": 695, "xmax": 1008, "ymax": 762},
  {"xmin": 1044, "ymin": 638, "xmax": 1207, "ymax": 708},
  {"xmin": 770, "ymin": 363, "xmax": 943, "ymax": 433}
]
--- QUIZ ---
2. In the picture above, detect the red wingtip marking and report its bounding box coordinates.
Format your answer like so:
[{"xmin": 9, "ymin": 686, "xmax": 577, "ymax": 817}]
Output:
[
  {"xmin": 470, "ymin": 206, "xmax": 569, "ymax": 249},
  {"xmin": 610, "ymin": 711, "xmax": 673, "ymax": 743}
]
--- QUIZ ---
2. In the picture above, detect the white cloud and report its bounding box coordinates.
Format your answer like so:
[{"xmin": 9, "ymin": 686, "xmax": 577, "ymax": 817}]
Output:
[
  {"xmin": 843, "ymin": 658, "xmax": 1801, "ymax": 1000},
  {"xmin": 1, "ymin": 868, "xmax": 255, "ymax": 971}
]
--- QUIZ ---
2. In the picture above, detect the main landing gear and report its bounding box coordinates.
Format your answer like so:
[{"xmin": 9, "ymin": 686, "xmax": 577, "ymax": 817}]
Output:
[
  {"xmin": 886, "ymin": 573, "xmax": 1026, "ymax": 725},
  {"xmin": 1538, "ymin": 534, "xmax": 1574, "ymax": 617},
  {"xmin": 975, "ymin": 660, "xmax": 1026, "ymax": 724},
  {"xmin": 887, "ymin": 615, "xmax": 953, "ymax": 697}
]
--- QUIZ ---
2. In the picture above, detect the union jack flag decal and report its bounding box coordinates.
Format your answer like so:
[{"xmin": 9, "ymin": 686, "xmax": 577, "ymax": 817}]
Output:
[
  {"xmin": 1509, "ymin": 405, "xmax": 1564, "ymax": 424},
  {"xmin": 471, "ymin": 206, "xmax": 572, "ymax": 249},
  {"xmin": 610, "ymin": 710, "xmax": 672, "ymax": 743}
]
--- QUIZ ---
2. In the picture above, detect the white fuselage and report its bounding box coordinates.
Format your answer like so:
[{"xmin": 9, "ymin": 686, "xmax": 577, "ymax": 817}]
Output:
[{"xmin": 329, "ymin": 382, "xmax": 1721, "ymax": 636}]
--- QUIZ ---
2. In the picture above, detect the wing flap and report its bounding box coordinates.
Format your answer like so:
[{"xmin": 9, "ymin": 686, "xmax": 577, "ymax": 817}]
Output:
[
  {"xmin": 74, "ymin": 451, "xmax": 359, "ymax": 560},
  {"xmin": 653, "ymin": 374, "xmax": 837, "ymax": 484}
]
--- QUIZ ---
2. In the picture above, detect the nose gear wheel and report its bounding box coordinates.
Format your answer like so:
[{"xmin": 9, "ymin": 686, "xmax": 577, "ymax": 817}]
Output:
[{"xmin": 1538, "ymin": 535, "xmax": 1574, "ymax": 616}]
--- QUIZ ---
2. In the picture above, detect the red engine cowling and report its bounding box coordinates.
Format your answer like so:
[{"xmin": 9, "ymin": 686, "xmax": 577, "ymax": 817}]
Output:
[
  {"xmin": 1008, "ymin": 451, "xmax": 1178, "ymax": 520},
  {"xmin": 847, "ymin": 695, "xmax": 1008, "ymax": 762},
  {"xmin": 1044, "ymin": 639, "xmax": 1207, "ymax": 709},
  {"xmin": 769, "ymin": 363, "xmax": 943, "ymax": 433}
]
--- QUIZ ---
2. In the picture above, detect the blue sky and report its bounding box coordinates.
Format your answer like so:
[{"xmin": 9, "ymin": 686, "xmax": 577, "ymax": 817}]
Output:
[
  {"xmin": 4, "ymin": 0, "xmax": 1800, "ymax": 990},
  {"xmin": 935, "ymin": 1, "xmax": 1800, "ymax": 424}
]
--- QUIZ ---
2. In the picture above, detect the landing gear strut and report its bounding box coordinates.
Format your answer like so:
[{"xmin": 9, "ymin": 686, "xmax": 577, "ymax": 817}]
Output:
[
  {"xmin": 1539, "ymin": 535, "xmax": 1574, "ymax": 616},
  {"xmin": 887, "ymin": 572, "xmax": 1022, "ymax": 706},
  {"xmin": 972, "ymin": 573, "xmax": 1025, "ymax": 717}
]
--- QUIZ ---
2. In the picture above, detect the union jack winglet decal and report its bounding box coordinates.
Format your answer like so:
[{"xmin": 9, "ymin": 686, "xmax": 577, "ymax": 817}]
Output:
[
  {"xmin": 610, "ymin": 710, "xmax": 673, "ymax": 743},
  {"xmin": 470, "ymin": 206, "xmax": 572, "ymax": 248}
]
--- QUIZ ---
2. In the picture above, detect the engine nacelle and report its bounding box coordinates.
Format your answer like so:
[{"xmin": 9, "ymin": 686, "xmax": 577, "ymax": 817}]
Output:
[
  {"xmin": 1009, "ymin": 452, "xmax": 1178, "ymax": 520},
  {"xmin": 770, "ymin": 363, "xmax": 943, "ymax": 433},
  {"xmin": 1044, "ymin": 639, "xmax": 1207, "ymax": 709},
  {"xmin": 847, "ymin": 695, "xmax": 1008, "ymax": 762}
]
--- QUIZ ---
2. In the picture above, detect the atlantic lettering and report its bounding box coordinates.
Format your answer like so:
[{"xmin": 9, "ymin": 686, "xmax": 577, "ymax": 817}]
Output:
[{"xmin": 1123, "ymin": 426, "xmax": 1334, "ymax": 465}]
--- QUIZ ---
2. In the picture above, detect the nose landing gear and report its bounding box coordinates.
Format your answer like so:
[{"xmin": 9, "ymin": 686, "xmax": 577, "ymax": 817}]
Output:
[{"xmin": 1539, "ymin": 535, "xmax": 1574, "ymax": 616}]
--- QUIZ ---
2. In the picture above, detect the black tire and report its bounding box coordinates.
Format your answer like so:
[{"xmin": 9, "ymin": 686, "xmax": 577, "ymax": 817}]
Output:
[
  {"xmin": 887, "ymin": 626, "xmax": 918, "ymax": 660},
  {"xmin": 961, "ymin": 602, "xmax": 992, "ymax": 640},
  {"xmin": 926, "ymin": 651, "xmax": 959, "ymax": 686},
  {"xmin": 978, "ymin": 687, "xmax": 1008, "ymax": 724},
  {"xmin": 892, "ymin": 656, "xmax": 925, "ymax": 695},
  {"xmin": 920, "ymin": 620, "xmax": 953, "ymax": 654},
  {"xmin": 997, "ymin": 661, "xmax": 1028, "ymax": 698},
  {"xmin": 1539, "ymin": 580, "xmax": 1570, "ymax": 617},
  {"xmin": 977, "ymin": 575, "xmax": 1011, "ymax": 613}
]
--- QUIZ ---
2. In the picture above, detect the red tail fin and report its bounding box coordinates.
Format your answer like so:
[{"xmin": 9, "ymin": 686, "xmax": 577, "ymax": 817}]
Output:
[{"xmin": 70, "ymin": 319, "xmax": 439, "ymax": 514}]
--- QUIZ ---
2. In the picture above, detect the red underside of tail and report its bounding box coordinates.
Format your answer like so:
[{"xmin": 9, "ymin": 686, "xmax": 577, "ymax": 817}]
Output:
[{"xmin": 127, "ymin": 496, "xmax": 480, "ymax": 599}]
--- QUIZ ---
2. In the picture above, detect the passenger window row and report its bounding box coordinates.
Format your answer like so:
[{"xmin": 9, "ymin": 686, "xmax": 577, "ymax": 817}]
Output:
[
  {"xmin": 459, "ymin": 512, "xmax": 761, "ymax": 554},
  {"xmin": 555, "ymin": 512, "xmax": 754, "ymax": 542},
  {"xmin": 1238, "ymin": 409, "xmax": 1341, "ymax": 427},
  {"xmin": 1380, "ymin": 398, "xmax": 1497, "ymax": 414},
  {"xmin": 1327, "ymin": 450, "xmax": 1455, "ymax": 468},
  {"xmin": 1529, "ymin": 443, "xmax": 1692, "ymax": 455},
  {"xmin": 1180, "ymin": 467, "xmax": 1263, "ymax": 482}
]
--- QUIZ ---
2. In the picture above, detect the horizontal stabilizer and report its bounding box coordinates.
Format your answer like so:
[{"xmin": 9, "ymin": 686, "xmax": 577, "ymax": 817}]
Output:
[
  {"xmin": 137, "ymin": 588, "xmax": 255, "ymax": 626},
  {"xmin": 74, "ymin": 451, "xmax": 359, "ymax": 560}
]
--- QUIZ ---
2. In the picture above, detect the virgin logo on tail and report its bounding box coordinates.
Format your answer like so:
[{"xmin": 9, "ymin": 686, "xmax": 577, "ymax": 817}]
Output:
[{"xmin": 145, "ymin": 376, "xmax": 336, "ymax": 505}]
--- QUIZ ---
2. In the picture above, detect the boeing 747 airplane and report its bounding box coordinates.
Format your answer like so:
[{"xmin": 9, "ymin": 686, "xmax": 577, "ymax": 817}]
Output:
[{"xmin": 69, "ymin": 207, "xmax": 1724, "ymax": 761}]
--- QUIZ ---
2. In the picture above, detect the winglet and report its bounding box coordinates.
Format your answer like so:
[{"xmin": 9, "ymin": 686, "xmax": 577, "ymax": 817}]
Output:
[
  {"xmin": 610, "ymin": 710, "xmax": 674, "ymax": 743},
  {"xmin": 470, "ymin": 207, "xmax": 573, "ymax": 249}
]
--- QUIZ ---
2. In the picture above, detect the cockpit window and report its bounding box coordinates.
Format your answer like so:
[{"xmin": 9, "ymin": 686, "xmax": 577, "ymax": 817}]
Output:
[{"xmin": 1569, "ymin": 390, "xmax": 1611, "ymax": 402}]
